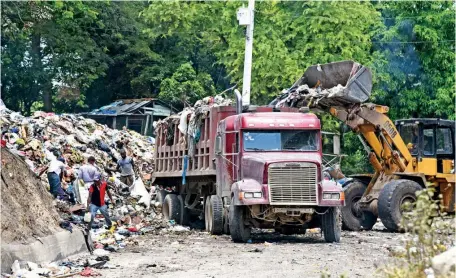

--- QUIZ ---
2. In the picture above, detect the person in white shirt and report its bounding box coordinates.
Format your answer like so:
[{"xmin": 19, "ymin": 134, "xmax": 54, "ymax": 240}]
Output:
[
  {"xmin": 78, "ymin": 156, "xmax": 100, "ymax": 188},
  {"xmin": 47, "ymin": 156, "xmax": 67, "ymax": 198}
]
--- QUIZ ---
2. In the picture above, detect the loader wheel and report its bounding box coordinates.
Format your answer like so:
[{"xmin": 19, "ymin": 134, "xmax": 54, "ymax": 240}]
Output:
[
  {"xmin": 177, "ymin": 195, "xmax": 189, "ymax": 226},
  {"xmin": 163, "ymin": 194, "xmax": 181, "ymax": 223},
  {"xmin": 229, "ymin": 198, "xmax": 251, "ymax": 242},
  {"xmin": 321, "ymin": 207, "xmax": 341, "ymax": 243},
  {"xmin": 341, "ymin": 181, "xmax": 377, "ymax": 231},
  {"xmin": 378, "ymin": 179, "xmax": 421, "ymax": 232},
  {"xmin": 205, "ymin": 195, "xmax": 223, "ymax": 235}
]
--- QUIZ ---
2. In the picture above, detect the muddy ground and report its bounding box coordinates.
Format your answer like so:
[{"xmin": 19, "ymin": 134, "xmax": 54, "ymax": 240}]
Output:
[{"xmin": 96, "ymin": 222, "xmax": 401, "ymax": 278}]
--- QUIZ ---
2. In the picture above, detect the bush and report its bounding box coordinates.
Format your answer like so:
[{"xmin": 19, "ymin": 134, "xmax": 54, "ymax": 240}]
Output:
[{"xmin": 381, "ymin": 187, "xmax": 455, "ymax": 278}]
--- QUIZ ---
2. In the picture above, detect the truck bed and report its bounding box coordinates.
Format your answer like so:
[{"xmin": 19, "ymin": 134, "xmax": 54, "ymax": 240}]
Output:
[{"xmin": 153, "ymin": 105, "xmax": 236, "ymax": 179}]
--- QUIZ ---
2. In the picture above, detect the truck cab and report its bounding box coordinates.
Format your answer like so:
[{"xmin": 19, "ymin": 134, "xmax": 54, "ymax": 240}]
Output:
[{"xmin": 215, "ymin": 110, "xmax": 344, "ymax": 242}]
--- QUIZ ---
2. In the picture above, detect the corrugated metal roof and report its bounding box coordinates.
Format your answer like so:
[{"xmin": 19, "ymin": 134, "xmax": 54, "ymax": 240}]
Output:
[{"xmin": 87, "ymin": 98, "xmax": 175, "ymax": 116}]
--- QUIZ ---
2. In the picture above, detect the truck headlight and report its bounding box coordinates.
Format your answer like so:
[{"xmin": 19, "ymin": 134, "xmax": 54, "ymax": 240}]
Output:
[
  {"xmin": 244, "ymin": 192, "xmax": 254, "ymax": 198},
  {"xmin": 244, "ymin": 192, "xmax": 262, "ymax": 199},
  {"xmin": 323, "ymin": 193, "xmax": 341, "ymax": 200},
  {"xmin": 253, "ymin": 192, "xmax": 262, "ymax": 198}
]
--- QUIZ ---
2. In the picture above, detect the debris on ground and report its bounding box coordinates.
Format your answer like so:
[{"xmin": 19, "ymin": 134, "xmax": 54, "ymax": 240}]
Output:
[{"xmin": 432, "ymin": 246, "xmax": 456, "ymax": 276}]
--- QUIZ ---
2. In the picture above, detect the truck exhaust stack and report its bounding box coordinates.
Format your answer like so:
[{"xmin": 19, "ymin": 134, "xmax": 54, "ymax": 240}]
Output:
[{"xmin": 234, "ymin": 89, "xmax": 243, "ymax": 114}]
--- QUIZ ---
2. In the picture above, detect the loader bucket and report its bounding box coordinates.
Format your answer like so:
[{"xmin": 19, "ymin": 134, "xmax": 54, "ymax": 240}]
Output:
[{"xmin": 293, "ymin": 60, "xmax": 373, "ymax": 104}]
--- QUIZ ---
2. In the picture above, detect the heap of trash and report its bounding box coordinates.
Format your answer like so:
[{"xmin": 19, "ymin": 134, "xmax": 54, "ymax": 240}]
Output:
[
  {"xmin": 0, "ymin": 102, "xmax": 155, "ymax": 190},
  {"xmin": 0, "ymin": 101, "xmax": 163, "ymax": 272}
]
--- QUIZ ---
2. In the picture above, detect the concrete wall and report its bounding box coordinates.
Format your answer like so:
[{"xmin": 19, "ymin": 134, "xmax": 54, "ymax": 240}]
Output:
[{"xmin": 1, "ymin": 228, "xmax": 89, "ymax": 273}]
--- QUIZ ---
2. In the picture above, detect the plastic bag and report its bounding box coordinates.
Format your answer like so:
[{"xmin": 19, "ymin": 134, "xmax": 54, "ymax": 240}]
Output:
[{"xmin": 84, "ymin": 212, "xmax": 92, "ymax": 223}]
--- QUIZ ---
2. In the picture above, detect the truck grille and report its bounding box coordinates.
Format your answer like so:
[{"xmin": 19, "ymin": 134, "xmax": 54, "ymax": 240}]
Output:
[{"xmin": 268, "ymin": 162, "xmax": 318, "ymax": 205}]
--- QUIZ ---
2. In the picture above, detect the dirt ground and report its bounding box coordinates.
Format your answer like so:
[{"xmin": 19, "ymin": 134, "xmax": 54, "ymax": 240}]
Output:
[
  {"xmin": 1, "ymin": 148, "xmax": 61, "ymax": 243},
  {"xmin": 97, "ymin": 222, "xmax": 401, "ymax": 278}
]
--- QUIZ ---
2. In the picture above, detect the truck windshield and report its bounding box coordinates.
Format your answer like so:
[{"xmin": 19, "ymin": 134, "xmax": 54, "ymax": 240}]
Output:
[{"xmin": 243, "ymin": 130, "xmax": 319, "ymax": 151}]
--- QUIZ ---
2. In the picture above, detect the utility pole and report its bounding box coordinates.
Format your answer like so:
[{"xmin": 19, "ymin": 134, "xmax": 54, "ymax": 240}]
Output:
[{"xmin": 237, "ymin": 0, "xmax": 255, "ymax": 107}]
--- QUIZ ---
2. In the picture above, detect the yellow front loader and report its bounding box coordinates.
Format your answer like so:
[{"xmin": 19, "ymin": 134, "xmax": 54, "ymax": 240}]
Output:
[{"xmin": 271, "ymin": 61, "xmax": 455, "ymax": 232}]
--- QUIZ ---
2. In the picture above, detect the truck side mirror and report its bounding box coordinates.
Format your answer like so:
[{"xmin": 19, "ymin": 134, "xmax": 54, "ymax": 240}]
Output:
[
  {"xmin": 333, "ymin": 135, "xmax": 341, "ymax": 155},
  {"xmin": 215, "ymin": 135, "xmax": 222, "ymax": 155}
]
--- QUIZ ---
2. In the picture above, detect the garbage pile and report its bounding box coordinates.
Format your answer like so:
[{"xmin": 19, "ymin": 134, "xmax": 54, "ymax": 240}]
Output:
[
  {"xmin": 0, "ymin": 102, "xmax": 161, "ymax": 274},
  {"xmin": 154, "ymin": 95, "xmax": 231, "ymax": 157},
  {"xmin": 0, "ymin": 103, "xmax": 155, "ymax": 191}
]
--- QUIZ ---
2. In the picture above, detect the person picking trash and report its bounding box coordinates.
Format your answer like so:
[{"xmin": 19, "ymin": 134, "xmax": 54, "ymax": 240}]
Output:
[
  {"xmin": 116, "ymin": 149, "xmax": 136, "ymax": 187},
  {"xmin": 86, "ymin": 174, "xmax": 114, "ymax": 230},
  {"xmin": 47, "ymin": 155, "xmax": 67, "ymax": 199}
]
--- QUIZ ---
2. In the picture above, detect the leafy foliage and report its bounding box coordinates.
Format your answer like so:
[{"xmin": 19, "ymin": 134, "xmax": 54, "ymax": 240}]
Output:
[{"xmin": 381, "ymin": 188, "xmax": 454, "ymax": 278}]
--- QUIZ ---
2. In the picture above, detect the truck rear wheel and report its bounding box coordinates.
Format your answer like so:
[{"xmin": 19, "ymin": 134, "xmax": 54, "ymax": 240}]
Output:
[
  {"xmin": 321, "ymin": 207, "xmax": 341, "ymax": 243},
  {"xmin": 204, "ymin": 195, "xmax": 223, "ymax": 235},
  {"xmin": 177, "ymin": 195, "xmax": 189, "ymax": 226},
  {"xmin": 155, "ymin": 189, "xmax": 168, "ymax": 206},
  {"xmin": 378, "ymin": 179, "xmax": 421, "ymax": 232},
  {"xmin": 163, "ymin": 194, "xmax": 181, "ymax": 223},
  {"xmin": 223, "ymin": 197, "xmax": 230, "ymax": 235},
  {"xmin": 341, "ymin": 181, "xmax": 377, "ymax": 231},
  {"xmin": 229, "ymin": 198, "xmax": 251, "ymax": 242}
]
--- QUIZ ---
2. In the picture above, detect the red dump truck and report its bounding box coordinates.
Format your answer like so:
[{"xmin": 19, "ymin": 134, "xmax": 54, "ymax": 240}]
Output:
[{"xmin": 152, "ymin": 93, "xmax": 344, "ymax": 242}]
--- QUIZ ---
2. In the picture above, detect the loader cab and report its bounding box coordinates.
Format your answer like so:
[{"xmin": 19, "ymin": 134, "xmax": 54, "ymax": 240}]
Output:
[{"xmin": 395, "ymin": 118, "xmax": 455, "ymax": 174}]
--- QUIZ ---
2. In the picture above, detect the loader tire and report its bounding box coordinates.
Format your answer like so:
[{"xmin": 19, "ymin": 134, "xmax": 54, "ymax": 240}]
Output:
[
  {"xmin": 205, "ymin": 195, "xmax": 223, "ymax": 235},
  {"xmin": 177, "ymin": 195, "xmax": 189, "ymax": 226},
  {"xmin": 378, "ymin": 179, "xmax": 421, "ymax": 232},
  {"xmin": 321, "ymin": 207, "xmax": 341, "ymax": 243},
  {"xmin": 229, "ymin": 198, "xmax": 251, "ymax": 243},
  {"xmin": 163, "ymin": 194, "xmax": 181, "ymax": 223},
  {"xmin": 341, "ymin": 181, "xmax": 377, "ymax": 231}
]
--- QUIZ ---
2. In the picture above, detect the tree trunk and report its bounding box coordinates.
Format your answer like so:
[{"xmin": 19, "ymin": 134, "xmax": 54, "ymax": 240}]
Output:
[{"xmin": 30, "ymin": 32, "xmax": 52, "ymax": 112}]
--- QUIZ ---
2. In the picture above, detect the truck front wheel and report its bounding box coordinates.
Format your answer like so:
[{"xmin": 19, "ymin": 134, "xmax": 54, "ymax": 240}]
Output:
[
  {"xmin": 229, "ymin": 198, "xmax": 251, "ymax": 242},
  {"xmin": 321, "ymin": 207, "xmax": 341, "ymax": 243},
  {"xmin": 163, "ymin": 194, "xmax": 181, "ymax": 223},
  {"xmin": 204, "ymin": 195, "xmax": 223, "ymax": 235}
]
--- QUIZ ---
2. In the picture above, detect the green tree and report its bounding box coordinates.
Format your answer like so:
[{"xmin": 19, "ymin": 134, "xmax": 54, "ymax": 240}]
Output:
[
  {"xmin": 159, "ymin": 62, "xmax": 216, "ymax": 107},
  {"xmin": 372, "ymin": 1, "xmax": 455, "ymax": 120}
]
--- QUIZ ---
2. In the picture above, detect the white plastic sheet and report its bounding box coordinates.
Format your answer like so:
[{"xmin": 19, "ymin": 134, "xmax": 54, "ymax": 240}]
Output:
[{"xmin": 130, "ymin": 178, "xmax": 151, "ymax": 208}]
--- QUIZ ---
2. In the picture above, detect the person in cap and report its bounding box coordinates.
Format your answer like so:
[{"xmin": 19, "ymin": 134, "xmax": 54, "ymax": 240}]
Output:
[
  {"xmin": 116, "ymin": 149, "xmax": 135, "ymax": 187},
  {"xmin": 87, "ymin": 174, "xmax": 114, "ymax": 230},
  {"xmin": 47, "ymin": 156, "xmax": 67, "ymax": 198}
]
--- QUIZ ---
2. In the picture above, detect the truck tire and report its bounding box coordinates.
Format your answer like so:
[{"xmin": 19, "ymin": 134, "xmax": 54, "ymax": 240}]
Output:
[
  {"xmin": 177, "ymin": 195, "xmax": 189, "ymax": 226},
  {"xmin": 378, "ymin": 179, "xmax": 421, "ymax": 232},
  {"xmin": 223, "ymin": 197, "xmax": 230, "ymax": 235},
  {"xmin": 229, "ymin": 198, "xmax": 251, "ymax": 242},
  {"xmin": 341, "ymin": 181, "xmax": 377, "ymax": 231},
  {"xmin": 321, "ymin": 207, "xmax": 341, "ymax": 243},
  {"xmin": 204, "ymin": 195, "xmax": 223, "ymax": 235},
  {"xmin": 163, "ymin": 194, "xmax": 181, "ymax": 223},
  {"xmin": 155, "ymin": 189, "xmax": 168, "ymax": 206}
]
